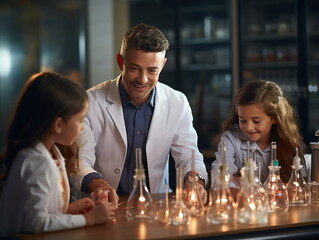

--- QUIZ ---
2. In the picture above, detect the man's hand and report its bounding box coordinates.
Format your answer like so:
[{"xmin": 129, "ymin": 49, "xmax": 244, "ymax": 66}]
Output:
[
  {"xmin": 183, "ymin": 172, "xmax": 207, "ymax": 204},
  {"xmin": 87, "ymin": 178, "xmax": 119, "ymax": 206}
]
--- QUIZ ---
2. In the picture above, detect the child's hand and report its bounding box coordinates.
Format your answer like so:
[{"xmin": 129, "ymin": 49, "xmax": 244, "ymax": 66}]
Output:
[
  {"xmin": 67, "ymin": 197, "xmax": 95, "ymax": 214},
  {"xmin": 84, "ymin": 202, "xmax": 117, "ymax": 226}
]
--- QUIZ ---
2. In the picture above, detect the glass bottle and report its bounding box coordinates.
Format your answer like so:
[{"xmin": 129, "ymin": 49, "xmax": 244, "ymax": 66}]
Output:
[
  {"xmin": 206, "ymin": 142, "xmax": 236, "ymax": 224},
  {"xmin": 263, "ymin": 142, "xmax": 289, "ymax": 212},
  {"xmin": 287, "ymin": 147, "xmax": 311, "ymax": 206},
  {"xmin": 184, "ymin": 150, "xmax": 205, "ymax": 216},
  {"xmin": 169, "ymin": 167, "xmax": 189, "ymax": 225},
  {"xmin": 237, "ymin": 158, "xmax": 269, "ymax": 224},
  {"xmin": 126, "ymin": 148, "xmax": 154, "ymax": 221}
]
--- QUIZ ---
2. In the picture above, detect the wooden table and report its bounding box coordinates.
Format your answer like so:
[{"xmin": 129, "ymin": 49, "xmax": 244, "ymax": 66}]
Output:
[{"xmin": 14, "ymin": 195, "xmax": 319, "ymax": 240}]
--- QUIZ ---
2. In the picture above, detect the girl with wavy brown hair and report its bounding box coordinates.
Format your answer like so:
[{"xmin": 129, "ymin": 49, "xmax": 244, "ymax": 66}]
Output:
[{"xmin": 212, "ymin": 80, "xmax": 307, "ymax": 197}]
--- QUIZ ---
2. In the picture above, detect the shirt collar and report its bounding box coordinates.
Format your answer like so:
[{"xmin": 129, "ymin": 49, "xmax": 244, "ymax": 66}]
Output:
[{"xmin": 119, "ymin": 79, "xmax": 156, "ymax": 108}]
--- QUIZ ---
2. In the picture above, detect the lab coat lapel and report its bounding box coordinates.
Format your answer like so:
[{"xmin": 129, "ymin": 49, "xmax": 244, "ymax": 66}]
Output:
[
  {"xmin": 105, "ymin": 77, "xmax": 127, "ymax": 146},
  {"xmin": 148, "ymin": 84, "xmax": 168, "ymax": 139}
]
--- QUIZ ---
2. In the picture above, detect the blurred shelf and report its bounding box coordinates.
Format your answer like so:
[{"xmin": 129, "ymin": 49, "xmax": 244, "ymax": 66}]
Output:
[
  {"xmin": 181, "ymin": 2, "xmax": 227, "ymax": 12},
  {"xmin": 309, "ymin": 32, "xmax": 319, "ymax": 37},
  {"xmin": 243, "ymin": 33, "xmax": 297, "ymax": 41},
  {"xmin": 183, "ymin": 64, "xmax": 230, "ymax": 71},
  {"xmin": 243, "ymin": 62, "xmax": 297, "ymax": 69},
  {"xmin": 309, "ymin": 61, "xmax": 319, "ymax": 67},
  {"xmin": 182, "ymin": 38, "xmax": 230, "ymax": 45}
]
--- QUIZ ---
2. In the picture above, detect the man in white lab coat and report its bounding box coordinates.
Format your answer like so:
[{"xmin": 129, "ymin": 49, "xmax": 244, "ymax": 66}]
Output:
[{"xmin": 70, "ymin": 23, "xmax": 208, "ymax": 205}]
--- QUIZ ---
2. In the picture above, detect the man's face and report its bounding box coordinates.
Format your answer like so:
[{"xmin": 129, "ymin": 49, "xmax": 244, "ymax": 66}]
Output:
[{"xmin": 117, "ymin": 49, "xmax": 167, "ymax": 106}]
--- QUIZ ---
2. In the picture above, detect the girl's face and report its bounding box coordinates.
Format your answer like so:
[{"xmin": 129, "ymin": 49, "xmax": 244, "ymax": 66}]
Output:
[
  {"xmin": 57, "ymin": 101, "xmax": 89, "ymax": 146},
  {"xmin": 238, "ymin": 104, "xmax": 276, "ymax": 150}
]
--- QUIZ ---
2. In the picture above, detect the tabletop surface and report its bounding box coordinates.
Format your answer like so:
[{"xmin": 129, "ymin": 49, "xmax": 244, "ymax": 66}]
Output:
[{"xmin": 14, "ymin": 195, "xmax": 319, "ymax": 240}]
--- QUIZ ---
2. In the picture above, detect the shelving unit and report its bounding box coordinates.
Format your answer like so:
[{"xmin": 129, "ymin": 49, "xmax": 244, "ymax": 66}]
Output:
[
  {"xmin": 129, "ymin": 0, "xmax": 319, "ymax": 152},
  {"xmin": 307, "ymin": 0, "xmax": 319, "ymax": 134},
  {"xmin": 177, "ymin": 0, "xmax": 232, "ymax": 156},
  {"xmin": 239, "ymin": 0, "xmax": 319, "ymax": 142}
]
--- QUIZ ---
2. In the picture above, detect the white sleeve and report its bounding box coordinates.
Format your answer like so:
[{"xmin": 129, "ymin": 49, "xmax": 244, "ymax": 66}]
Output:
[
  {"xmin": 170, "ymin": 94, "xmax": 208, "ymax": 184},
  {"xmin": 69, "ymin": 116, "xmax": 100, "ymax": 191},
  {"xmin": 22, "ymin": 155, "xmax": 86, "ymax": 233}
]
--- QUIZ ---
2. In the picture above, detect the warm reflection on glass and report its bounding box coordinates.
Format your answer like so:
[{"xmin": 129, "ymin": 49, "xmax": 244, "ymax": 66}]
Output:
[
  {"xmin": 170, "ymin": 167, "xmax": 189, "ymax": 225},
  {"xmin": 188, "ymin": 217, "xmax": 199, "ymax": 235},
  {"xmin": 137, "ymin": 222, "xmax": 147, "ymax": 239},
  {"xmin": 91, "ymin": 187, "xmax": 109, "ymax": 204},
  {"xmin": 155, "ymin": 199, "xmax": 175, "ymax": 224},
  {"xmin": 287, "ymin": 148, "xmax": 310, "ymax": 206},
  {"xmin": 206, "ymin": 143, "xmax": 236, "ymax": 224},
  {"xmin": 263, "ymin": 142, "xmax": 289, "ymax": 212},
  {"xmin": 184, "ymin": 151, "xmax": 205, "ymax": 216},
  {"xmin": 126, "ymin": 148, "xmax": 154, "ymax": 221},
  {"xmin": 309, "ymin": 181, "xmax": 319, "ymax": 204},
  {"xmin": 237, "ymin": 158, "xmax": 269, "ymax": 224}
]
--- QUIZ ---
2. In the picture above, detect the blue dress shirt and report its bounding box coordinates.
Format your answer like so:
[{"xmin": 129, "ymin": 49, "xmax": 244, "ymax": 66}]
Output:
[
  {"xmin": 117, "ymin": 83, "xmax": 154, "ymax": 195},
  {"xmin": 81, "ymin": 82, "xmax": 155, "ymax": 195}
]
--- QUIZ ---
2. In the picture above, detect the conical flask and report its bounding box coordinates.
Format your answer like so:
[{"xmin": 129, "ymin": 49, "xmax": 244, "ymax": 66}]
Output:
[
  {"xmin": 169, "ymin": 167, "xmax": 189, "ymax": 225},
  {"xmin": 206, "ymin": 142, "xmax": 236, "ymax": 224},
  {"xmin": 237, "ymin": 158, "xmax": 269, "ymax": 224},
  {"xmin": 243, "ymin": 141, "xmax": 262, "ymax": 186},
  {"xmin": 211, "ymin": 142, "xmax": 239, "ymax": 189},
  {"xmin": 126, "ymin": 148, "xmax": 154, "ymax": 221},
  {"xmin": 263, "ymin": 142, "xmax": 289, "ymax": 212},
  {"xmin": 184, "ymin": 150, "xmax": 205, "ymax": 216},
  {"xmin": 287, "ymin": 147, "xmax": 311, "ymax": 206},
  {"xmin": 252, "ymin": 147, "xmax": 262, "ymax": 186}
]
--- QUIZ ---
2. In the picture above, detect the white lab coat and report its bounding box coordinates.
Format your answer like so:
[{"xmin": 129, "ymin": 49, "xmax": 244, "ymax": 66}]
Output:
[
  {"xmin": 70, "ymin": 75, "xmax": 208, "ymax": 194},
  {"xmin": 0, "ymin": 142, "xmax": 85, "ymax": 237}
]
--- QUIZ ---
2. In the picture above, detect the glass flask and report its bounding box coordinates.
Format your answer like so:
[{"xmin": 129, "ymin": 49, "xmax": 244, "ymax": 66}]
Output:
[
  {"xmin": 263, "ymin": 142, "xmax": 289, "ymax": 212},
  {"xmin": 237, "ymin": 158, "xmax": 269, "ymax": 224},
  {"xmin": 206, "ymin": 142, "xmax": 236, "ymax": 224},
  {"xmin": 184, "ymin": 150, "xmax": 205, "ymax": 216},
  {"xmin": 252, "ymin": 147, "xmax": 262, "ymax": 186},
  {"xmin": 169, "ymin": 167, "xmax": 189, "ymax": 225},
  {"xmin": 211, "ymin": 142, "xmax": 239, "ymax": 189},
  {"xmin": 91, "ymin": 188, "xmax": 109, "ymax": 204},
  {"xmin": 286, "ymin": 147, "xmax": 311, "ymax": 206},
  {"xmin": 243, "ymin": 141, "xmax": 261, "ymax": 186},
  {"xmin": 126, "ymin": 148, "xmax": 154, "ymax": 221},
  {"xmin": 244, "ymin": 141, "xmax": 261, "ymax": 186}
]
